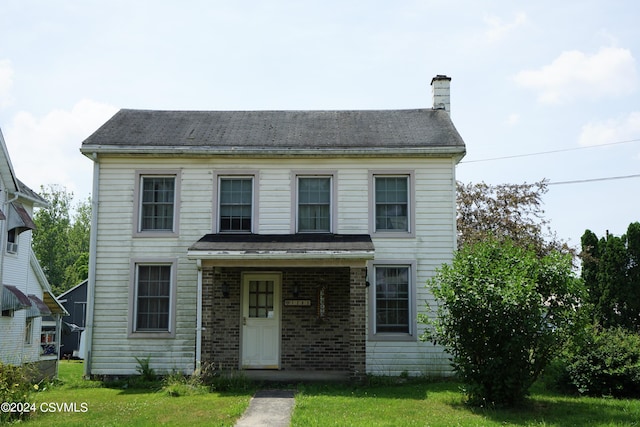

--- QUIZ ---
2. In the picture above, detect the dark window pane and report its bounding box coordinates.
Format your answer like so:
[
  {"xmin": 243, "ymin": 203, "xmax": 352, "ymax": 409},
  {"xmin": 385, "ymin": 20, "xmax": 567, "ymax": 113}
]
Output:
[
  {"xmin": 375, "ymin": 177, "xmax": 408, "ymax": 231},
  {"xmin": 220, "ymin": 178, "xmax": 252, "ymax": 232},
  {"xmin": 140, "ymin": 177, "xmax": 175, "ymax": 231},
  {"xmin": 375, "ymin": 266, "xmax": 410, "ymax": 333},
  {"xmin": 136, "ymin": 265, "xmax": 171, "ymax": 331}
]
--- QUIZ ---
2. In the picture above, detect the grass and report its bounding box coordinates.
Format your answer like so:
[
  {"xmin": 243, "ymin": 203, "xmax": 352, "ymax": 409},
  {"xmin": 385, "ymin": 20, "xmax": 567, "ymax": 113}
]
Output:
[
  {"xmin": 292, "ymin": 380, "xmax": 640, "ymax": 426},
  {"xmin": 18, "ymin": 361, "xmax": 640, "ymax": 426},
  {"xmin": 24, "ymin": 360, "xmax": 254, "ymax": 426}
]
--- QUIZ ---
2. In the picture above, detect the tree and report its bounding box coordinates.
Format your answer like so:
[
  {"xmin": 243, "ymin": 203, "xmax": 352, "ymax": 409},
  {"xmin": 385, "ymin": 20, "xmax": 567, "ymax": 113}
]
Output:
[
  {"xmin": 581, "ymin": 222, "xmax": 640, "ymax": 331},
  {"xmin": 457, "ymin": 180, "xmax": 569, "ymax": 257},
  {"xmin": 422, "ymin": 237, "xmax": 584, "ymax": 407},
  {"xmin": 32, "ymin": 185, "xmax": 90, "ymax": 294}
]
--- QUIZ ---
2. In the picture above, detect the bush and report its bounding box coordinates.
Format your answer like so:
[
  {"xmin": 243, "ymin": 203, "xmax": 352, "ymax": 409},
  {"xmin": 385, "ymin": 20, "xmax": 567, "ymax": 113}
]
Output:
[
  {"xmin": 422, "ymin": 238, "xmax": 584, "ymax": 407},
  {"xmin": 162, "ymin": 370, "xmax": 208, "ymax": 397},
  {"xmin": 0, "ymin": 362, "xmax": 38, "ymax": 422},
  {"xmin": 566, "ymin": 326, "xmax": 640, "ymax": 397}
]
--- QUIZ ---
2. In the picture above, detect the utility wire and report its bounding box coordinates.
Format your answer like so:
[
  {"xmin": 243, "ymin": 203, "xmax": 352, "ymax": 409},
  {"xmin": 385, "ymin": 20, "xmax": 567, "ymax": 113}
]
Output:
[
  {"xmin": 548, "ymin": 173, "xmax": 640, "ymax": 186},
  {"xmin": 459, "ymin": 138, "xmax": 640, "ymax": 164}
]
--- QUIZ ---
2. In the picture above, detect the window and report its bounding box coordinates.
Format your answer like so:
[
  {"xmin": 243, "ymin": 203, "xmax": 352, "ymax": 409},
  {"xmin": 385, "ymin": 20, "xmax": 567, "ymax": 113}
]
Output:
[
  {"xmin": 298, "ymin": 177, "xmax": 331, "ymax": 232},
  {"xmin": 369, "ymin": 172, "xmax": 414, "ymax": 237},
  {"xmin": 25, "ymin": 318, "xmax": 33, "ymax": 344},
  {"xmin": 135, "ymin": 265, "xmax": 171, "ymax": 331},
  {"xmin": 6, "ymin": 229, "xmax": 17, "ymax": 254},
  {"xmin": 375, "ymin": 266, "xmax": 409, "ymax": 333},
  {"xmin": 375, "ymin": 177, "xmax": 408, "ymax": 231},
  {"xmin": 134, "ymin": 171, "xmax": 181, "ymax": 236},
  {"xmin": 129, "ymin": 259, "xmax": 177, "ymax": 338},
  {"xmin": 369, "ymin": 261, "xmax": 416, "ymax": 341},
  {"xmin": 219, "ymin": 177, "xmax": 253, "ymax": 232}
]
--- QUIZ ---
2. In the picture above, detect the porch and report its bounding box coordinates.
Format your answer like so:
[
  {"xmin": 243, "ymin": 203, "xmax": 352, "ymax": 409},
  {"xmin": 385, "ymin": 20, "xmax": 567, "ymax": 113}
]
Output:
[{"xmin": 188, "ymin": 234, "xmax": 374, "ymax": 380}]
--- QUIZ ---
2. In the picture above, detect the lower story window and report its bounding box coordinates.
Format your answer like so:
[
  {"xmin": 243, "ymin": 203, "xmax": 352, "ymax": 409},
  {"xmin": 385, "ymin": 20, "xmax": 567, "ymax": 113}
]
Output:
[
  {"xmin": 135, "ymin": 264, "xmax": 171, "ymax": 332},
  {"xmin": 375, "ymin": 265, "xmax": 410, "ymax": 334}
]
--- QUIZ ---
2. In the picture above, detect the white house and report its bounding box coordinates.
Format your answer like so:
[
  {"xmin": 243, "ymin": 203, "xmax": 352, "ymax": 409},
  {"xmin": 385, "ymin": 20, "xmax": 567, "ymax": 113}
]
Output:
[
  {"xmin": 80, "ymin": 76, "xmax": 466, "ymax": 379},
  {"xmin": 0, "ymin": 128, "xmax": 67, "ymax": 379}
]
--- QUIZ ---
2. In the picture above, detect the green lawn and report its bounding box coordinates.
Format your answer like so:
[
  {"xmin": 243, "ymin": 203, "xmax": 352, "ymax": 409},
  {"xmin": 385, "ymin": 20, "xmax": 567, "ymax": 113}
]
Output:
[
  {"xmin": 25, "ymin": 361, "xmax": 252, "ymax": 426},
  {"xmin": 292, "ymin": 381, "xmax": 640, "ymax": 426},
  {"xmin": 20, "ymin": 361, "xmax": 640, "ymax": 426}
]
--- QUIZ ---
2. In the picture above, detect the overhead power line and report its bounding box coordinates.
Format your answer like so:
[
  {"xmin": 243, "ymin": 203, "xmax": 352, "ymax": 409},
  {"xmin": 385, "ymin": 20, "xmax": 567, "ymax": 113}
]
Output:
[
  {"xmin": 459, "ymin": 138, "xmax": 640, "ymax": 164},
  {"xmin": 548, "ymin": 173, "xmax": 640, "ymax": 186}
]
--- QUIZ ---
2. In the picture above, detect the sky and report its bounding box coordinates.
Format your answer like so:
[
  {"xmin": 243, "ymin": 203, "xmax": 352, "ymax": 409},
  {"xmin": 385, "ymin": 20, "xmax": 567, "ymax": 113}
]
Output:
[{"xmin": 0, "ymin": 0, "xmax": 638, "ymax": 249}]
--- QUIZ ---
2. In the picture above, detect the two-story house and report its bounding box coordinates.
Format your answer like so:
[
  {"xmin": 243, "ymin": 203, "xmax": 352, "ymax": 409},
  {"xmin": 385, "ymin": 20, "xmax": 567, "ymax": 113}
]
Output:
[
  {"xmin": 80, "ymin": 76, "xmax": 466, "ymax": 379},
  {"xmin": 0, "ymin": 128, "xmax": 67, "ymax": 379}
]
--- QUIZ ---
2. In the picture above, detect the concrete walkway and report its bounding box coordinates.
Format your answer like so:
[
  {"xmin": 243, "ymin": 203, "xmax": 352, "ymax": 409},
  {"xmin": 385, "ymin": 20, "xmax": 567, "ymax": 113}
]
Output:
[{"xmin": 234, "ymin": 389, "xmax": 296, "ymax": 427}]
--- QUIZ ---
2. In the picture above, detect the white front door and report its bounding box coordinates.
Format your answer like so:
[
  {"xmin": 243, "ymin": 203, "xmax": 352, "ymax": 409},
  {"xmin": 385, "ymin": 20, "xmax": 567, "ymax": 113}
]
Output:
[{"xmin": 241, "ymin": 273, "xmax": 281, "ymax": 369}]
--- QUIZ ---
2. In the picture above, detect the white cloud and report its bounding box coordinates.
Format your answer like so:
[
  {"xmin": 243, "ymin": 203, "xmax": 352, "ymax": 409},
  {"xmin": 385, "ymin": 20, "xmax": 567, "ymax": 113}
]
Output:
[
  {"xmin": 506, "ymin": 113, "xmax": 520, "ymax": 126},
  {"xmin": 514, "ymin": 47, "xmax": 637, "ymax": 104},
  {"xmin": 483, "ymin": 12, "xmax": 527, "ymax": 43},
  {"xmin": 0, "ymin": 59, "xmax": 14, "ymax": 109},
  {"xmin": 578, "ymin": 111, "xmax": 640, "ymax": 146},
  {"xmin": 5, "ymin": 99, "xmax": 117, "ymax": 199}
]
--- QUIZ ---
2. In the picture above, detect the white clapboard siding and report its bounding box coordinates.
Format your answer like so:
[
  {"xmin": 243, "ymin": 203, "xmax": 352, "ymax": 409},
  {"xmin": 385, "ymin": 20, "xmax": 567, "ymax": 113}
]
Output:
[{"xmin": 91, "ymin": 155, "xmax": 458, "ymax": 375}]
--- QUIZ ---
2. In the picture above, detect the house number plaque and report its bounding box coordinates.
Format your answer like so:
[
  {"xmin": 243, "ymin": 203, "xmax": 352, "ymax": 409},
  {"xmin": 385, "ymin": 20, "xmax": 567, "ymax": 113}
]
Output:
[
  {"xmin": 317, "ymin": 286, "xmax": 326, "ymax": 319},
  {"xmin": 284, "ymin": 299, "xmax": 311, "ymax": 307}
]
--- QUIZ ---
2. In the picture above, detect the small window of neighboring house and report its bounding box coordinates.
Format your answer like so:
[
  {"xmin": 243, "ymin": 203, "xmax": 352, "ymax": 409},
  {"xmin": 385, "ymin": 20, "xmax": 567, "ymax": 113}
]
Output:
[
  {"xmin": 369, "ymin": 262, "xmax": 417, "ymax": 342},
  {"xmin": 25, "ymin": 318, "xmax": 34, "ymax": 344},
  {"xmin": 134, "ymin": 171, "xmax": 180, "ymax": 236},
  {"xmin": 6, "ymin": 228, "xmax": 18, "ymax": 254},
  {"xmin": 297, "ymin": 176, "xmax": 332, "ymax": 233},
  {"xmin": 130, "ymin": 261, "xmax": 177, "ymax": 338},
  {"xmin": 218, "ymin": 177, "xmax": 253, "ymax": 233}
]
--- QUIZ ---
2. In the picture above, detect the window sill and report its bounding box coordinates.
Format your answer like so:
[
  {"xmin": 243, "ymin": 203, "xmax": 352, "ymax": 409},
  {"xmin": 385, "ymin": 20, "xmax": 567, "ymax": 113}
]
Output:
[
  {"xmin": 133, "ymin": 231, "xmax": 179, "ymax": 238},
  {"xmin": 371, "ymin": 231, "xmax": 416, "ymax": 239},
  {"xmin": 128, "ymin": 331, "xmax": 175, "ymax": 339},
  {"xmin": 368, "ymin": 333, "xmax": 416, "ymax": 343}
]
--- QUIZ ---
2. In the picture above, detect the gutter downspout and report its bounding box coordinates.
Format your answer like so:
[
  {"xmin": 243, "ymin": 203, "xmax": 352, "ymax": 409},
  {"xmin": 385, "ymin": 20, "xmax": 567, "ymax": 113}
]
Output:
[
  {"xmin": 84, "ymin": 153, "xmax": 99, "ymax": 378},
  {"xmin": 195, "ymin": 259, "xmax": 203, "ymax": 374}
]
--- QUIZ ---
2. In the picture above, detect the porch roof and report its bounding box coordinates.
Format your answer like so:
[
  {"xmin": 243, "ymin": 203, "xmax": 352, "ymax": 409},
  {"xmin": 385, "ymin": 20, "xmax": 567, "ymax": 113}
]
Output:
[{"xmin": 187, "ymin": 233, "xmax": 374, "ymax": 261}]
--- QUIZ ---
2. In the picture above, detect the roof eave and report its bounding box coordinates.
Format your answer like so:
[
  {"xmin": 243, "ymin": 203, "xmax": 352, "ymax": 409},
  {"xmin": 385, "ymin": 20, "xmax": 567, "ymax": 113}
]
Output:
[
  {"xmin": 187, "ymin": 250, "xmax": 375, "ymax": 261},
  {"xmin": 80, "ymin": 145, "xmax": 466, "ymax": 158}
]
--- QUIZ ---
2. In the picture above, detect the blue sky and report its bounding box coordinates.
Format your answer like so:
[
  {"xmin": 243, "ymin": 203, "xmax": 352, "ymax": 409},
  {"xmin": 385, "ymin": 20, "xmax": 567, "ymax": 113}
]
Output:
[{"xmin": 0, "ymin": 0, "xmax": 638, "ymax": 248}]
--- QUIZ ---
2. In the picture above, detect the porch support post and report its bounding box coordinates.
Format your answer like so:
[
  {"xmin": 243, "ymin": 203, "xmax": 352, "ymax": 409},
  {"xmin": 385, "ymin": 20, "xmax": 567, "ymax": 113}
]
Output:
[{"xmin": 349, "ymin": 267, "xmax": 367, "ymax": 380}]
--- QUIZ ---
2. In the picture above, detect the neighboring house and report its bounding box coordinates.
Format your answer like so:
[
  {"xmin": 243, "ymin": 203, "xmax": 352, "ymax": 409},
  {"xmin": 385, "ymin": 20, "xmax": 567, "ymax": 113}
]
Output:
[
  {"xmin": 53, "ymin": 279, "xmax": 88, "ymax": 359},
  {"xmin": 0, "ymin": 128, "xmax": 67, "ymax": 379},
  {"xmin": 80, "ymin": 75, "xmax": 466, "ymax": 379}
]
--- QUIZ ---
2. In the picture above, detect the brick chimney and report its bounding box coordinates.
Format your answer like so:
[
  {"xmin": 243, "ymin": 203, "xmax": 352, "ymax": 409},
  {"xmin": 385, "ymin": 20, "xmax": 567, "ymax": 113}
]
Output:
[{"xmin": 431, "ymin": 75, "xmax": 451, "ymax": 114}]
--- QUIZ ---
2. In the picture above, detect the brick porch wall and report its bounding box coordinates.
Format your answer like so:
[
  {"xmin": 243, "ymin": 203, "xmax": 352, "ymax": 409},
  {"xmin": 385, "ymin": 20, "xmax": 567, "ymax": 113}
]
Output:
[{"xmin": 201, "ymin": 266, "xmax": 367, "ymax": 376}]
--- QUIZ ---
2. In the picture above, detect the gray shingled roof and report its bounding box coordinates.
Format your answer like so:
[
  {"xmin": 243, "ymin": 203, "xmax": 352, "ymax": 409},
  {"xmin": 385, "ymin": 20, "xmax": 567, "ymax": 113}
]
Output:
[{"xmin": 80, "ymin": 109, "xmax": 466, "ymax": 156}]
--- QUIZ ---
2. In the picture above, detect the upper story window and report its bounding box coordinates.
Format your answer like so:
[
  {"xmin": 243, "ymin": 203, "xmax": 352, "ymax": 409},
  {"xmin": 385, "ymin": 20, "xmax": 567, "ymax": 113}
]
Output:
[
  {"xmin": 134, "ymin": 171, "xmax": 181, "ymax": 236},
  {"xmin": 369, "ymin": 172, "xmax": 415, "ymax": 238},
  {"xmin": 297, "ymin": 176, "xmax": 332, "ymax": 233},
  {"xmin": 219, "ymin": 177, "xmax": 253, "ymax": 233}
]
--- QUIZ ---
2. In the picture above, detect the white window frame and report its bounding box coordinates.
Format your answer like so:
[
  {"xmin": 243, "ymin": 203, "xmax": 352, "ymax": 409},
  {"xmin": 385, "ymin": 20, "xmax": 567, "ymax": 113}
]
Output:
[
  {"xmin": 368, "ymin": 171, "xmax": 415, "ymax": 238},
  {"xmin": 368, "ymin": 260, "xmax": 417, "ymax": 342},
  {"xmin": 128, "ymin": 258, "xmax": 177, "ymax": 338},
  {"xmin": 213, "ymin": 171, "xmax": 259, "ymax": 234},
  {"xmin": 133, "ymin": 170, "xmax": 181, "ymax": 237},
  {"xmin": 291, "ymin": 171, "xmax": 337, "ymax": 233}
]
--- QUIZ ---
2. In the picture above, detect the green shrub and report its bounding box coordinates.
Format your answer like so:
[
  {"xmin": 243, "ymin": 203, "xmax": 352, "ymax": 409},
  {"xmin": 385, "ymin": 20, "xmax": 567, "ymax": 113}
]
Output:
[
  {"xmin": 422, "ymin": 238, "xmax": 584, "ymax": 407},
  {"xmin": 567, "ymin": 326, "xmax": 640, "ymax": 397},
  {"xmin": 0, "ymin": 362, "xmax": 37, "ymax": 422},
  {"xmin": 134, "ymin": 355, "xmax": 157, "ymax": 382}
]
